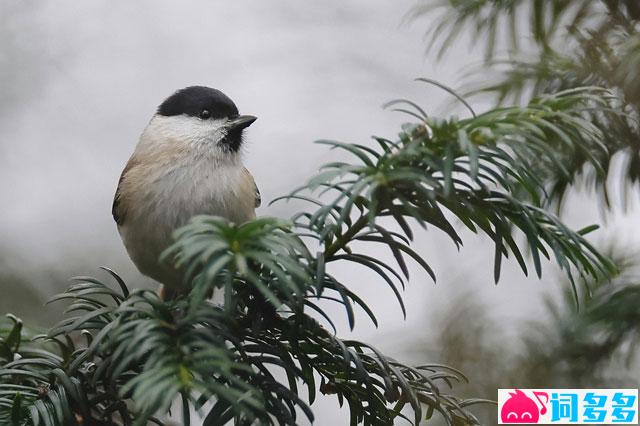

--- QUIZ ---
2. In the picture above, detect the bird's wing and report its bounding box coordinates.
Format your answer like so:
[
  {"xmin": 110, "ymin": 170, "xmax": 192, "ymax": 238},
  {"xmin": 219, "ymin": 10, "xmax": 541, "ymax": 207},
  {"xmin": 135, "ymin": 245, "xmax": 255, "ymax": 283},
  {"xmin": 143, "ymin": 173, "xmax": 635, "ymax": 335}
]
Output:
[
  {"xmin": 243, "ymin": 167, "xmax": 261, "ymax": 208},
  {"xmin": 112, "ymin": 157, "xmax": 139, "ymax": 226}
]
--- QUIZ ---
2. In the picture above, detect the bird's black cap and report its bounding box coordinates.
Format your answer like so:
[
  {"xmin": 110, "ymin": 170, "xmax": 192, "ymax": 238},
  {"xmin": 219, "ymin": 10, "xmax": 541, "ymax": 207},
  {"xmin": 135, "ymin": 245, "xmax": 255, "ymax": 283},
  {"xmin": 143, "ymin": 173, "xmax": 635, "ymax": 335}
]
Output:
[{"xmin": 157, "ymin": 86, "xmax": 239, "ymax": 119}]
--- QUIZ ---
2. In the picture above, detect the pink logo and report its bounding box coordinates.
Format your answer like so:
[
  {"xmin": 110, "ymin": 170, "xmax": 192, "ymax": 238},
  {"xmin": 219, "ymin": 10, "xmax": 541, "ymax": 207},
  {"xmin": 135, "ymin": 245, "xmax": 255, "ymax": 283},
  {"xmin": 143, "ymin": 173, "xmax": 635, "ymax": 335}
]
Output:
[{"xmin": 500, "ymin": 389, "xmax": 548, "ymax": 423}]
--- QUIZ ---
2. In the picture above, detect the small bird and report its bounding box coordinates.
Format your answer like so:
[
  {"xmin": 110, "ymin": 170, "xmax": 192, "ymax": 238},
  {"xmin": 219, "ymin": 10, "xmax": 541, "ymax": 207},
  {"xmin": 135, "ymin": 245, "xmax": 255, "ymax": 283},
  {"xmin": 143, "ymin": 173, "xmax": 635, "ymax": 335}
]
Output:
[{"xmin": 113, "ymin": 86, "xmax": 260, "ymax": 295}]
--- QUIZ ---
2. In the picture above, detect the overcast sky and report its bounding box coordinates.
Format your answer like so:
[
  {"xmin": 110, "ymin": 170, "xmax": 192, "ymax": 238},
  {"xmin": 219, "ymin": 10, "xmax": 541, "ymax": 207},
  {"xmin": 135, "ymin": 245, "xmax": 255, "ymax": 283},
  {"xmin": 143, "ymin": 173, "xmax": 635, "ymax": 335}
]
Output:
[{"xmin": 2, "ymin": 1, "xmax": 637, "ymax": 424}]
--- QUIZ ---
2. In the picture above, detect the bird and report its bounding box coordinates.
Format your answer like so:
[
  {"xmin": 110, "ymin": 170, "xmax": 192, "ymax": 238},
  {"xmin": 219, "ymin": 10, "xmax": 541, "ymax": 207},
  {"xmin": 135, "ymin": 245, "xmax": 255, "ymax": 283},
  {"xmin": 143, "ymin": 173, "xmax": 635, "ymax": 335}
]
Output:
[{"xmin": 112, "ymin": 86, "xmax": 260, "ymax": 297}]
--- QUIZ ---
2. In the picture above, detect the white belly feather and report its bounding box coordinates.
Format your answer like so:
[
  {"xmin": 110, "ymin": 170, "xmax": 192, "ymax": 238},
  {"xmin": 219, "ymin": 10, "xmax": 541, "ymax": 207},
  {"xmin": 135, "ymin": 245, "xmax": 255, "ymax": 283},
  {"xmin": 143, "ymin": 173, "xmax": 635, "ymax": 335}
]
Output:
[{"xmin": 117, "ymin": 151, "xmax": 256, "ymax": 289}]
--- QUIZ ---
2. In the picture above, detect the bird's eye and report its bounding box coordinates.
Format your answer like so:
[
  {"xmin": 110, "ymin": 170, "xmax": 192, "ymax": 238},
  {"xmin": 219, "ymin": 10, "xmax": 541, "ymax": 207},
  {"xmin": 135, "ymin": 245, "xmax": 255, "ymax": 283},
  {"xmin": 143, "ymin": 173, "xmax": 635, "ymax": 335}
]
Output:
[{"xmin": 200, "ymin": 109, "xmax": 212, "ymax": 119}]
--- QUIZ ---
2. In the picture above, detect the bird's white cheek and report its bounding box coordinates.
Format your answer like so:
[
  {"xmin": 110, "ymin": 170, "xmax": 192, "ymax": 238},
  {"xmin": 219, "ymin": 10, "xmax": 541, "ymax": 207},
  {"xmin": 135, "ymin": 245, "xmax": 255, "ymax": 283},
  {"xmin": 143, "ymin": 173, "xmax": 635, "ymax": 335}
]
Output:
[
  {"xmin": 168, "ymin": 118, "xmax": 227, "ymax": 147},
  {"xmin": 142, "ymin": 115, "xmax": 230, "ymax": 150},
  {"xmin": 192, "ymin": 121, "xmax": 227, "ymax": 146}
]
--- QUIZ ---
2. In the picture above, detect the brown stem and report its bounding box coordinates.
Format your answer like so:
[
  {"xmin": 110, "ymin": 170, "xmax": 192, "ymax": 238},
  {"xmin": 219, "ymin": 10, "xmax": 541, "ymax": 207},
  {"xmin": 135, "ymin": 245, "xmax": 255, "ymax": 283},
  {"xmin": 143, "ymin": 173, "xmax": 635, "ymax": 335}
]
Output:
[{"xmin": 324, "ymin": 215, "xmax": 371, "ymax": 258}]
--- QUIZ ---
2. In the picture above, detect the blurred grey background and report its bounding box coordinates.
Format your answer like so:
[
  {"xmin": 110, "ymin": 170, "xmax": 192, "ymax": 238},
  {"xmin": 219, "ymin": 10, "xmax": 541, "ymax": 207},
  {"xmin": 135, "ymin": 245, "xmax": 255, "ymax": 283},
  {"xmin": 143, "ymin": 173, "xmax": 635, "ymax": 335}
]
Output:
[{"xmin": 2, "ymin": 1, "xmax": 638, "ymax": 424}]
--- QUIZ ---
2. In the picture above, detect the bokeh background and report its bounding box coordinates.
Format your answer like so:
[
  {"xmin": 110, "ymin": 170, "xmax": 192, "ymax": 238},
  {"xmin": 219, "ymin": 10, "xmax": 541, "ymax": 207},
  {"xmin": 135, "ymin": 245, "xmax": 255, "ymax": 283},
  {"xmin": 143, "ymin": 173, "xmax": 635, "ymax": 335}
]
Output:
[{"xmin": 2, "ymin": 1, "xmax": 638, "ymax": 424}]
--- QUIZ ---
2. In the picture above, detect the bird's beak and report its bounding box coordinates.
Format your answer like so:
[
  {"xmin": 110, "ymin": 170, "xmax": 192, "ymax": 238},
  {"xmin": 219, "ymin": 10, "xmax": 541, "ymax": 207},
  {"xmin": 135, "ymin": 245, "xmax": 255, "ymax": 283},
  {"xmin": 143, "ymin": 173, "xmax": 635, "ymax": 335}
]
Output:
[{"xmin": 227, "ymin": 115, "xmax": 257, "ymax": 131}]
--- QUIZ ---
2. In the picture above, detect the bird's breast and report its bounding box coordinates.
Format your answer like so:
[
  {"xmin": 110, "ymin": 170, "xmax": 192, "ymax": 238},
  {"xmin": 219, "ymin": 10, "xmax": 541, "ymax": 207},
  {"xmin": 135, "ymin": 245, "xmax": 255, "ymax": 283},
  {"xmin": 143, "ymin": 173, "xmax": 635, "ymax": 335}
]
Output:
[
  {"xmin": 136, "ymin": 160, "xmax": 255, "ymax": 229},
  {"xmin": 117, "ymin": 155, "xmax": 256, "ymax": 287}
]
